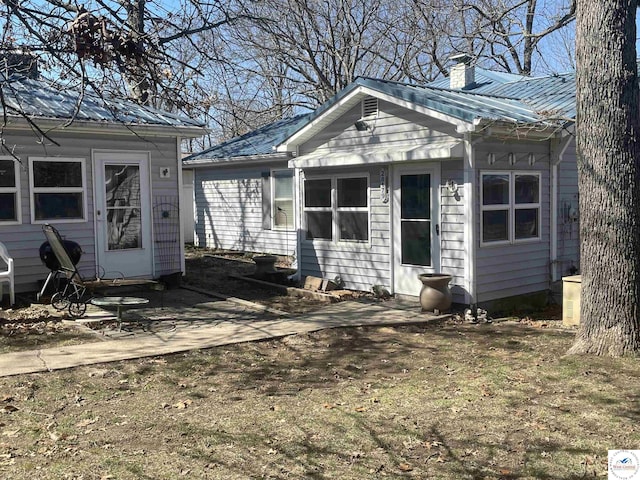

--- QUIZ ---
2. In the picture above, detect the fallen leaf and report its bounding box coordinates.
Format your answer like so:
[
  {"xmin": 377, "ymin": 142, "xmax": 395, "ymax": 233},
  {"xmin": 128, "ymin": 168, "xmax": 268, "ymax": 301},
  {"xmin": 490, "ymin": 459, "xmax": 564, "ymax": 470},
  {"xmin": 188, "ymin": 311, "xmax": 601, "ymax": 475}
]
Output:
[
  {"xmin": 398, "ymin": 463, "xmax": 413, "ymax": 472},
  {"xmin": 75, "ymin": 418, "xmax": 97, "ymax": 428},
  {"xmin": 174, "ymin": 399, "xmax": 193, "ymax": 409},
  {"xmin": 499, "ymin": 469, "xmax": 512, "ymax": 475},
  {"xmin": 267, "ymin": 448, "xmax": 277, "ymax": 455},
  {"xmin": 0, "ymin": 395, "xmax": 13, "ymax": 403},
  {"xmin": 2, "ymin": 405, "xmax": 18, "ymax": 413},
  {"xmin": 323, "ymin": 403, "xmax": 335, "ymax": 409},
  {"xmin": 355, "ymin": 406, "xmax": 367, "ymax": 412}
]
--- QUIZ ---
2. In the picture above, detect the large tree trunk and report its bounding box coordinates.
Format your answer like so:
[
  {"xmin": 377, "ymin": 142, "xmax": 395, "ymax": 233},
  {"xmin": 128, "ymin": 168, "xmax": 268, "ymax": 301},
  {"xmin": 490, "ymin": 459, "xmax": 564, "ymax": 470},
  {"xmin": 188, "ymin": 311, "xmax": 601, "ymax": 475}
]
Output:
[{"xmin": 568, "ymin": 0, "xmax": 640, "ymax": 356}]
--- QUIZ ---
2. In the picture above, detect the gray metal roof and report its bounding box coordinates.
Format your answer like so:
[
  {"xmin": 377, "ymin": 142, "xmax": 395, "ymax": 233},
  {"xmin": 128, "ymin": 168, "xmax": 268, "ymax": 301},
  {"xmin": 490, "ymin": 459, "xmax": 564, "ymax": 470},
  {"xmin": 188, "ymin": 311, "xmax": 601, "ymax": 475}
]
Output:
[
  {"xmin": 183, "ymin": 114, "xmax": 310, "ymax": 164},
  {"xmin": 1, "ymin": 76, "xmax": 205, "ymax": 128},
  {"xmin": 185, "ymin": 67, "xmax": 576, "ymax": 163}
]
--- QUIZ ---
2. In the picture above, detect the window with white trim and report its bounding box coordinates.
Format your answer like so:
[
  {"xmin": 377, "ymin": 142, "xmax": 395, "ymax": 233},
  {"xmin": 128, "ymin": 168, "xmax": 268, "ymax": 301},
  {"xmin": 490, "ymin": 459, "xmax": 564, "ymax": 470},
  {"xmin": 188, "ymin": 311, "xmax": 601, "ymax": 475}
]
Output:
[
  {"xmin": 304, "ymin": 175, "xmax": 369, "ymax": 242},
  {"xmin": 481, "ymin": 171, "xmax": 540, "ymax": 245},
  {"xmin": 29, "ymin": 157, "xmax": 86, "ymax": 223},
  {"xmin": 272, "ymin": 170, "xmax": 294, "ymax": 229},
  {"xmin": 0, "ymin": 158, "xmax": 20, "ymax": 224}
]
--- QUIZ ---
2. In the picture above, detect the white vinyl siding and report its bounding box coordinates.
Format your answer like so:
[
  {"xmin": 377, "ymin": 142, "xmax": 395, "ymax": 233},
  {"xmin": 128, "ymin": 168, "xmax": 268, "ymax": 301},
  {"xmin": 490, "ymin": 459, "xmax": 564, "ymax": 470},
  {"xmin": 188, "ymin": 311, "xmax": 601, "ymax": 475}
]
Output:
[
  {"xmin": 300, "ymin": 166, "xmax": 389, "ymax": 292},
  {"xmin": 0, "ymin": 131, "xmax": 179, "ymax": 293},
  {"xmin": 194, "ymin": 164, "xmax": 296, "ymax": 257},
  {"xmin": 557, "ymin": 138, "xmax": 580, "ymax": 277},
  {"xmin": 475, "ymin": 142, "xmax": 551, "ymax": 302},
  {"xmin": 440, "ymin": 160, "xmax": 465, "ymax": 303}
]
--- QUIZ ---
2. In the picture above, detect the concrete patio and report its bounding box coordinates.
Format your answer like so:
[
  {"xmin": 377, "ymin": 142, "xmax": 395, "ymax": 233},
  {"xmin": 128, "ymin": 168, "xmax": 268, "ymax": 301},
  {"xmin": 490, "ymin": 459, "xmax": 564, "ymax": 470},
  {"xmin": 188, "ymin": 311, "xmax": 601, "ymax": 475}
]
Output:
[{"xmin": 0, "ymin": 287, "xmax": 447, "ymax": 377}]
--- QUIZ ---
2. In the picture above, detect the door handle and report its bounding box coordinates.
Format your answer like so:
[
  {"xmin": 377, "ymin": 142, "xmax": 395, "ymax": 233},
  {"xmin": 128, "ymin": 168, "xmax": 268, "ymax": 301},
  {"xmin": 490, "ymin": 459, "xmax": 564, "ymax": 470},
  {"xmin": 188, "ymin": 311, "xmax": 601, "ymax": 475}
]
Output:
[{"xmin": 436, "ymin": 224, "xmax": 440, "ymax": 236}]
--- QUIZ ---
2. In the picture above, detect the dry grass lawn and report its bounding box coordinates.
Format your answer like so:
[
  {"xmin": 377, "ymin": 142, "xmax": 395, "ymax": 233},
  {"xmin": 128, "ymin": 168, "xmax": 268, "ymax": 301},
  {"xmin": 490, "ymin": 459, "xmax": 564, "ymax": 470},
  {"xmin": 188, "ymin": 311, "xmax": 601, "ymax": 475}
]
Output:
[
  {"xmin": 0, "ymin": 250, "xmax": 637, "ymax": 478},
  {"xmin": 0, "ymin": 318, "xmax": 637, "ymax": 479}
]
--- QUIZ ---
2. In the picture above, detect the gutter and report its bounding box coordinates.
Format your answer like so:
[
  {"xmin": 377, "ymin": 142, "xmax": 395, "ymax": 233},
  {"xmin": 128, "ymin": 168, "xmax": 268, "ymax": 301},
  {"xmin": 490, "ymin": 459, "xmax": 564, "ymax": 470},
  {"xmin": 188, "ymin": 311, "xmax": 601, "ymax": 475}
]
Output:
[
  {"xmin": 183, "ymin": 152, "xmax": 293, "ymax": 168},
  {"xmin": 2, "ymin": 116, "xmax": 206, "ymax": 138}
]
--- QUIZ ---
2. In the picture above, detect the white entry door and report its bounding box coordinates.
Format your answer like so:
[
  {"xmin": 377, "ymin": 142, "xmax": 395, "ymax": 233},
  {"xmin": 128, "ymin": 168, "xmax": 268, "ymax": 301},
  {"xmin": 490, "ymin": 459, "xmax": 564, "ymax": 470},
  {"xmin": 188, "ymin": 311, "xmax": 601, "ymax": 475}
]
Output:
[
  {"xmin": 94, "ymin": 151, "xmax": 153, "ymax": 279},
  {"xmin": 393, "ymin": 164, "xmax": 441, "ymax": 296}
]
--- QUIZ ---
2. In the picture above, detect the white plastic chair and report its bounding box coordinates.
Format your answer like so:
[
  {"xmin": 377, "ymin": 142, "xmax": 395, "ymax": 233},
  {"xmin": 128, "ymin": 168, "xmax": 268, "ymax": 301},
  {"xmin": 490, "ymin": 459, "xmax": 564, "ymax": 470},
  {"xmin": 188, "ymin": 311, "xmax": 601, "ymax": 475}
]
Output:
[{"xmin": 0, "ymin": 242, "xmax": 15, "ymax": 306}]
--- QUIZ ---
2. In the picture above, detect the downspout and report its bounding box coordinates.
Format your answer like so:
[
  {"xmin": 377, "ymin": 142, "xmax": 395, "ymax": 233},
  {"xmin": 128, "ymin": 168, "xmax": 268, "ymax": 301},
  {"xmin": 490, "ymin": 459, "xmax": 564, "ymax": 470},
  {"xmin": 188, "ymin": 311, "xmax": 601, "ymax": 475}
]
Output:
[
  {"xmin": 463, "ymin": 133, "xmax": 477, "ymax": 307},
  {"xmin": 550, "ymin": 135, "xmax": 572, "ymax": 282},
  {"xmin": 177, "ymin": 137, "xmax": 186, "ymax": 277},
  {"xmin": 463, "ymin": 131, "xmax": 490, "ymax": 309}
]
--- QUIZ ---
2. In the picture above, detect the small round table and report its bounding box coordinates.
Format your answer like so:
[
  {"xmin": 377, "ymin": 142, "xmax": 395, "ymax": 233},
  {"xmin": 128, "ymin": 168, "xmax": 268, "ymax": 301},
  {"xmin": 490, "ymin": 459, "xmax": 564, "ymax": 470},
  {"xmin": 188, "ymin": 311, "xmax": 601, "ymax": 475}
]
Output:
[{"xmin": 90, "ymin": 296, "xmax": 150, "ymax": 330}]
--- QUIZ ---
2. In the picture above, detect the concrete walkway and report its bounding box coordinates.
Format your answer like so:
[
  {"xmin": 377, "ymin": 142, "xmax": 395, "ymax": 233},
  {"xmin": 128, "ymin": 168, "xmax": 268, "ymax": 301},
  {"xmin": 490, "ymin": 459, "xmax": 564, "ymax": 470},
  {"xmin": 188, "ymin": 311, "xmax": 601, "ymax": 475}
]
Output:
[{"xmin": 0, "ymin": 291, "xmax": 445, "ymax": 377}]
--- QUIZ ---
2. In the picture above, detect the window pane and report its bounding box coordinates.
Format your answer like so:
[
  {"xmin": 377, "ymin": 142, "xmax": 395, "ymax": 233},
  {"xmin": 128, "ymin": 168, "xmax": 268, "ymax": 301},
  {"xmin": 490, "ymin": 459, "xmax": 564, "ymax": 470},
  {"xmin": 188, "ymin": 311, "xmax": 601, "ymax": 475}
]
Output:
[
  {"xmin": 401, "ymin": 221, "xmax": 431, "ymax": 266},
  {"xmin": 34, "ymin": 193, "xmax": 83, "ymax": 220},
  {"xmin": 515, "ymin": 175, "xmax": 539, "ymax": 204},
  {"xmin": 515, "ymin": 208, "xmax": 539, "ymax": 239},
  {"xmin": 0, "ymin": 160, "xmax": 15, "ymax": 188},
  {"xmin": 482, "ymin": 210, "xmax": 509, "ymax": 242},
  {"xmin": 401, "ymin": 174, "xmax": 431, "ymax": 219},
  {"xmin": 339, "ymin": 211, "xmax": 368, "ymax": 241},
  {"xmin": 274, "ymin": 199, "xmax": 294, "ymax": 228},
  {"xmin": 274, "ymin": 172, "xmax": 293, "ymax": 199},
  {"xmin": 33, "ymin": 161, "xmax": 82, "ymax": 188},
  {"xmin": 306, "ymin": 211, "xmax": 332, "ymax": 240},
  {"xmin": 105, "ymin": 165, "xmax": 140, "ymax": 207},
  {"xmin": 337, "ymin": 177, "xmax": 367, "ymax": 207},
  {"xmin": 108, "ymin": 208, "xmax": 142, "ymax": 250},
  {"xmin": 304, "ymin": 179, "xmax": 331, "ymax": 207},
  {"xmin": 0, "ymin": 193, "xmax": 16, "ymax": 221},
  {"xmin": 482, "ymin": 174, "xmax": 509, "ymax": 205}
]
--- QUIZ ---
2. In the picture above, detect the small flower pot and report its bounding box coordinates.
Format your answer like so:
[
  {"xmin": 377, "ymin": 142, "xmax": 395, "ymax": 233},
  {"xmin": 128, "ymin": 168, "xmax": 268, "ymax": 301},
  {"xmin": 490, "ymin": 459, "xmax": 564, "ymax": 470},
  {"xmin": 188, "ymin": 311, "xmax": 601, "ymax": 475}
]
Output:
[{"xmin": 418, "ymin": 273, "xmax": 452, "ymax": 313}]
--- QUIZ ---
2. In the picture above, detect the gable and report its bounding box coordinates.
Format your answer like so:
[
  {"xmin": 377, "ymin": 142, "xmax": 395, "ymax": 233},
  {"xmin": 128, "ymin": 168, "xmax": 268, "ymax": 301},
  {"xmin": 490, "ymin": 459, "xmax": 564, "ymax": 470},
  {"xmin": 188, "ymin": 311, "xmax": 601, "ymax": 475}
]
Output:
[{"xmin": 298, "ymin": 97, "xmax": 461, "ymax": 157}]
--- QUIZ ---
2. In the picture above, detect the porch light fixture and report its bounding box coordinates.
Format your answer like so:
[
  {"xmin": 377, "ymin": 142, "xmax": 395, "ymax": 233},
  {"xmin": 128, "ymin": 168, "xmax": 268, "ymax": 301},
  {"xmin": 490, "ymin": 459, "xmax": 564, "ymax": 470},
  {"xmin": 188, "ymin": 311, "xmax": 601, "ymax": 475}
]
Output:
[
  {"xmin": 354, "ymin": 119, "xmax": 369, "ymax": 131},
  {"xmin": 508, "ymin": 152, "xmax": 516, "ymax": 165},
  {"xmin": 487, "ymin": 152, "xmax": 496, "ymax": 165},
  {"xmin": 445, "ymin": 179, "xmax": 458, "ymax": 194},
  {"xmin": 528, "ymin": 153, "xmax": 536, "ymax": 166}
]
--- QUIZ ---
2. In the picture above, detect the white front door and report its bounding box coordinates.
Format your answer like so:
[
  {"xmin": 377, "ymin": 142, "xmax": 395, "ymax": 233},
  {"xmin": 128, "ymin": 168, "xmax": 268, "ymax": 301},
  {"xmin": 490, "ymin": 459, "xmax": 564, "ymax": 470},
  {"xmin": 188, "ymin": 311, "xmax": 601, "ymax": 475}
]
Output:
[
  {"xmin": 94, "ymin": 151, "xmax": 153, "ymax": 279},
  {"xmin": 392, "ymin": 164, "xmax": 441, "ymax": 296}
]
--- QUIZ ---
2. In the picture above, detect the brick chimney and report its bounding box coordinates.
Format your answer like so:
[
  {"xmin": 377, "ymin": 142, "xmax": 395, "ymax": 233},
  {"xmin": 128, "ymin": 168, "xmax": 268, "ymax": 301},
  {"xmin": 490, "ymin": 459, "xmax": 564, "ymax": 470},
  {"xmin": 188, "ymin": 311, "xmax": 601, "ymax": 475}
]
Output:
[
  {"xmin": 449, "ymin": 54, "xmax": 474, "ymax": 90},
  {"xmin": 1, "ymin": 52, "xmax": 38, "ymax": 79}
]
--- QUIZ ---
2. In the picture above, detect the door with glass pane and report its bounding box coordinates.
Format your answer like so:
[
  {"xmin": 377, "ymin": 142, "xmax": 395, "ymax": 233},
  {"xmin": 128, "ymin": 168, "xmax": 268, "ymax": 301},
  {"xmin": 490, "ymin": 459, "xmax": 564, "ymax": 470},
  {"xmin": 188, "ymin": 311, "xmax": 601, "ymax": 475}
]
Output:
[
  {"xmin": 94, "ymin": 152, "xmax": 153, "ymax": 279},
  {"xmin": 393, "ymin": 165, "xmax": 440, "ymax": 295}
]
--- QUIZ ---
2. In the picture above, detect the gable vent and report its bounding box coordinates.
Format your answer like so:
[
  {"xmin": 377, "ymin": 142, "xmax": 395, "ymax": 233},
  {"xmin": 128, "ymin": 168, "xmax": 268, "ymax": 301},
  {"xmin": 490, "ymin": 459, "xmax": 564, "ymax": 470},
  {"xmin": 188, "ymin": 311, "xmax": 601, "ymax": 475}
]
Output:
[{"xmin": 361, "ymin": 97, "xmax": 378, "ymax": 118}]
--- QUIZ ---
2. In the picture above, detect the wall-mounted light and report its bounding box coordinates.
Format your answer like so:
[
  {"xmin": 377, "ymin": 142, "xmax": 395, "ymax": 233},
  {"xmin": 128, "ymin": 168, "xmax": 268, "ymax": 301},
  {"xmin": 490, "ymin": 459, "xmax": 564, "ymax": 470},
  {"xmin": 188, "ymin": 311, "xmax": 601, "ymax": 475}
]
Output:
[
  {"xmin": 445, "ymin": 179, "xmax": 458, "ymax": 194},
  {"xmin": 487, "ymin": 152, "xmax": 496, "ymax": 165},
  {"xmin": 354, "ymin": 119, "xmax": 369, "ymax": 131},
  {"xmin": 508, "ymin": 152, "xmax": 516, "ymax": 165},
  {"xmin": 379, "ymin": 168, "xmax": 389, "ymax": 203},
  {"xmin": 528, "ymin": 153, "xmax": 536, "ymax": 166}
]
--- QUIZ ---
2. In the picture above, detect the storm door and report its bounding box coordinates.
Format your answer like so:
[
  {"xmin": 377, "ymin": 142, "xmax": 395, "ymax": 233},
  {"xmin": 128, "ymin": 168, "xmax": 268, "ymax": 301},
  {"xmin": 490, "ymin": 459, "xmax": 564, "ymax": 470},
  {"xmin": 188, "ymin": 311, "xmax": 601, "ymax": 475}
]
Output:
[
  {"xmin": 94, "ymin": 152, "xmax": 153, "ymax": 278},
  {"xmin": 393, "ymin": 165, "xmax": 440, "ymax": 295}
]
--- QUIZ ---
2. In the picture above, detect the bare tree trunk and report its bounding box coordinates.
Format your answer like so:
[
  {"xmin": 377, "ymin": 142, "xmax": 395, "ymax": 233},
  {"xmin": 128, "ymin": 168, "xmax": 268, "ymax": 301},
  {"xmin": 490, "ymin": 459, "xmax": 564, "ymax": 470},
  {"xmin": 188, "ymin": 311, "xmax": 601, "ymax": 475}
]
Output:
[{"xmin": 568, "ymin": 0, "xmax": 640, "ymax": 356}]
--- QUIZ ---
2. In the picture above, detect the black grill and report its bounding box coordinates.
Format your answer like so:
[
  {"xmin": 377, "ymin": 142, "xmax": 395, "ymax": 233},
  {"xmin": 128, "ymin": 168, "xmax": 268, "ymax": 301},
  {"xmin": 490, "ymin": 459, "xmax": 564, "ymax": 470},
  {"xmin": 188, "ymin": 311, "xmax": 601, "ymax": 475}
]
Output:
[{"xmin": 39, "ymin": 240, "xmax": 82, "ymax": 271}]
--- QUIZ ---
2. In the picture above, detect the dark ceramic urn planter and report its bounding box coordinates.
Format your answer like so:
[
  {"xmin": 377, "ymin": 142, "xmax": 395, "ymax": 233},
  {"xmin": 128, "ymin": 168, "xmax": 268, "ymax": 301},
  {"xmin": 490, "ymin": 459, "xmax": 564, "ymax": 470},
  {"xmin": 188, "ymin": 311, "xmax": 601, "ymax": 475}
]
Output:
[
  {"xmin": 253, "ymin": 255, "xmax": 278, "ymax": 276},
  {"xmin": 418, "ymin": 273, "xmax": 452, "ymax": 313}
]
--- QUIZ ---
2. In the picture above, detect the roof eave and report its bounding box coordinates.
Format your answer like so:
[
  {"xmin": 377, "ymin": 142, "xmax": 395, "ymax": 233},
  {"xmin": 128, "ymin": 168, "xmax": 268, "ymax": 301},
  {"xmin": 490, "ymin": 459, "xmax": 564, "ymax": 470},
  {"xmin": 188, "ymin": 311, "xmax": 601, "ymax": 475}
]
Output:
[
  {"xmin": 3, "ymin": 116, "xmax": 206, "ymax": 138},
  {"xmin": 183, "ymin": 152, "xmax": 292, "ymax": 168}
]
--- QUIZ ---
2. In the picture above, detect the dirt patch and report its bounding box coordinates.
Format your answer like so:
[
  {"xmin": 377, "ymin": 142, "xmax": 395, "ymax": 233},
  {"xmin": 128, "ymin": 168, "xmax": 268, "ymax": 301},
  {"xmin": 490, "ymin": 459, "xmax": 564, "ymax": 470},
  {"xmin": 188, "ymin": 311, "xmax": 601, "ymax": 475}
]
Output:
[{"xmin": 182, "ymin": 246, "xmax": 367, "ymax": 314}]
